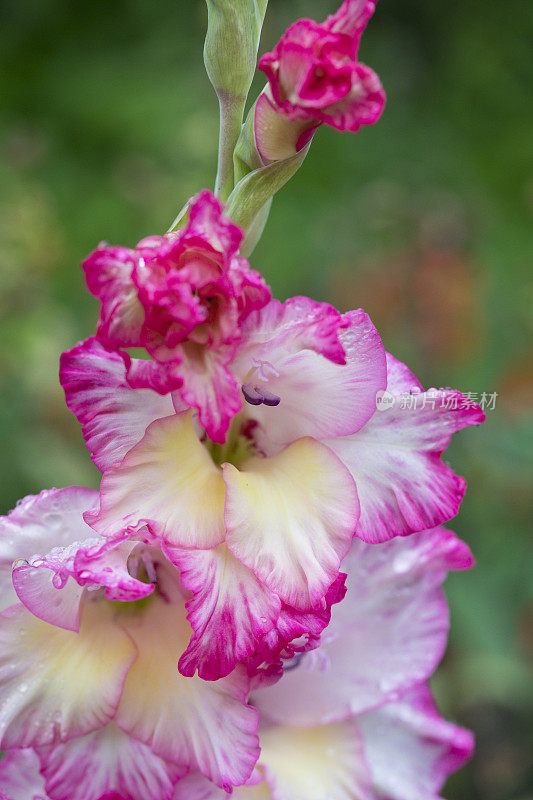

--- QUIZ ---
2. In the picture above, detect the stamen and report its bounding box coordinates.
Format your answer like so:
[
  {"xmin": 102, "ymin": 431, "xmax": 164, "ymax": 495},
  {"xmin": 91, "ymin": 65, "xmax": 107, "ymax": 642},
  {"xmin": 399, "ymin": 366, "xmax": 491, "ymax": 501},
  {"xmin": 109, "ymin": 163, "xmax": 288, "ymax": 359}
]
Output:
[
  {"xmin": 260, "ymin": 388, "xmax": 281, "ymax": 407},
  {"xmin": 141, "ymin": 550, "xmax": 158, "ymax": 584},
  {"xmin": 127, "ymin": 554, "xmax": 140, "ymax": 580},
  {"xmin": 128, "ymin": 548, "xmax": 158, "ymax": 585},
  {"xmin": 242, "ymin": 383, "xmax": 281, "ymax": 407},
  {"xmin": 242, "ymin": 383, "xmax": 264, "ymax": 405},
  {"xmin": 283, "ymin": 653, "xmax": 305, "ymax": 672}
]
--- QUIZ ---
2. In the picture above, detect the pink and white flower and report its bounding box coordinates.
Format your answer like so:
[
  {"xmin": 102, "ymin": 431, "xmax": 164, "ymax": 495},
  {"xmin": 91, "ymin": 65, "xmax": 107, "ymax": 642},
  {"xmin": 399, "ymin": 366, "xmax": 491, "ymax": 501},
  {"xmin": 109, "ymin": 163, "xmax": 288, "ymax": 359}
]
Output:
[
  {"xmin": 60, "ymin": 298, "xmax": 383, "ymax": 679},
  {"xmin": 257, "ymin": 0, "xmax": 385, "ymax": 148},
  {"xmin": 173, "ymin": 526, "xmax": 475, "ymax": 799},
  {"xmin": 0, "ymin": 522, "xmax": 474, "ymax": 799},
  {"xmin": 82, "ymin": 189, "xmax": 271, "ymax": 442},
  {"xmin": 59, "ymin": 296, "xmax": 482, "ymax": 686},
  {"xmin": 0, "ymin": 487, "xmax": 259, "ymax": 796}
]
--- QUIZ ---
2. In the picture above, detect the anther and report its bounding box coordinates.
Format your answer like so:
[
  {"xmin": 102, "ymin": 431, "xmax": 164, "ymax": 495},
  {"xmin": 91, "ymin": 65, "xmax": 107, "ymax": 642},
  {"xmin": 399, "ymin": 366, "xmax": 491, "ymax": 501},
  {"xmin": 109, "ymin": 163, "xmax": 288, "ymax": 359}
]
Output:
[
  {"xmin": 242, "ymin": 383, "xmax": 281, "ymax": 407},
  {"xmin": 141, "ymin": 551, "xmax": 157, "ymax": 584},
  {"xmin": 260, "ymin": 388, "xmax": 281, "ymax": 407},
  {"xmin": 242, "ymin": 383, "xmax": 263, "ymax": 405}
]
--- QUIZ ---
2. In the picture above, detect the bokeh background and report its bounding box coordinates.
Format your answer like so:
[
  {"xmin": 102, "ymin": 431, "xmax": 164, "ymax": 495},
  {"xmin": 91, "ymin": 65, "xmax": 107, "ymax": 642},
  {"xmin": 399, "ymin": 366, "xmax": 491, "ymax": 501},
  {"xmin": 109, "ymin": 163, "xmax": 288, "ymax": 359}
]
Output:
[{"xmin": 1, "ymin": 0, "xmax": 532, "ymax": 796}]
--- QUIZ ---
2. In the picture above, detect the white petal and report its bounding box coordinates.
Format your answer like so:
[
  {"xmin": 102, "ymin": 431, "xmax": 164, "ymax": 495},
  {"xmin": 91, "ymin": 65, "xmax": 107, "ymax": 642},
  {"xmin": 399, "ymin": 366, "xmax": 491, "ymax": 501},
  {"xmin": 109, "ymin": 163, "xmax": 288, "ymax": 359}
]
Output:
[
  {"xmin": 326, "ymin": 353, "xmax": 484, "ymax": 542},
  {"xmin": 0, "ymin": 487, "xmax": 98, "ymax": 614},
  {"xmin": 88, "ymin": 411, "xmax": 226, "ymax": 549},
  {"xmin": 60, "ymin": 337, "xmax": 174, "ymax": 472},
  {"xmin": 170, "ymin": 544, "xmax": 281, "ymax": 680},
  {"xmin": 0, "ymin": 599, "xmax": 136, "ymax": 749},
  {"xmin": 253, "ymin": 528, "xmax": 473, "ymax": 724},
  {"xmin": 0, "ymin": 748, "xmax": 48, "ymax": 800},
  {"xmin": 234, "ymin": 302, "xmax": 386, "ymax": 456},
  {"xmin": 358, "ymin": 684, "xmax": 474, "ymax": 800},
  {"xmin": 224, "ymin": 437, "xmax": 358, "ymax": 609},
  {"xmin": 259, "ymin": 720, "xmax": 371, "ymax": 800},
  {"xmin": 38, "ymin": 723, "xmax": 184, "ymax": 800},
  {"xmin": 115, "ymin": 593, "xmax": 259, "ymax": 789}
]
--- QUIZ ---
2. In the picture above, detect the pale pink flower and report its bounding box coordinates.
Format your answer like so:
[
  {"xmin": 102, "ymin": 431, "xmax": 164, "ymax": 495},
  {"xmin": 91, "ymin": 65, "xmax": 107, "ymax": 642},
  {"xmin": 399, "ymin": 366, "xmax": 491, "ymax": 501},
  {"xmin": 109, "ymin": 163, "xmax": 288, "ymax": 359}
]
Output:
[
  {"xmin": 60, "ymin": 299, "xmax": 384, "ymax": 679},
  {"xmin": 0, "ymin": 523, "xmax": 474, "ymax": 799},
  {"xmin": 0, "ymin": 487, "xmax": 259, "ymax": 795},
  {"xmin": 175, "ymin": 527, "xmax": 476, "ymax": 799},
  {"xmin": 59, "ymin": 297, "xmax": 482, "ymax": 685}
]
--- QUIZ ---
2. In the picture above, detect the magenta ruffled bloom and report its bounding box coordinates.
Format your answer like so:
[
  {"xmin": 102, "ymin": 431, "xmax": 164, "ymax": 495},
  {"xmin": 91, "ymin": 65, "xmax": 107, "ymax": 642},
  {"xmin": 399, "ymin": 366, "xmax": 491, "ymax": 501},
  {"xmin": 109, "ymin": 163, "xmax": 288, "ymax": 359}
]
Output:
[
  {"xmin": 83, "ymin": 189, "xmax": 271, "ymax": 442},
  {"xmin": 258, "ymin": 0, "xmax": 385, "ymax": 135}
]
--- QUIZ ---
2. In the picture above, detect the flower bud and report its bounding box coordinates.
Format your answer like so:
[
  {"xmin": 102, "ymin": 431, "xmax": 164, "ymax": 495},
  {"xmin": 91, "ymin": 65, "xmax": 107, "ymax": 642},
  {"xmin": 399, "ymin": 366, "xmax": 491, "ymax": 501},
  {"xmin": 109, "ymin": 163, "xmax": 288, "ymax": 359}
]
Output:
[
  {"xmin": 258, "ymin": 0, "xmax": 385, "ymax": 134},
  {"xmin": 204, "ymin": 0, "xmax": 268, "ymax": 103}
]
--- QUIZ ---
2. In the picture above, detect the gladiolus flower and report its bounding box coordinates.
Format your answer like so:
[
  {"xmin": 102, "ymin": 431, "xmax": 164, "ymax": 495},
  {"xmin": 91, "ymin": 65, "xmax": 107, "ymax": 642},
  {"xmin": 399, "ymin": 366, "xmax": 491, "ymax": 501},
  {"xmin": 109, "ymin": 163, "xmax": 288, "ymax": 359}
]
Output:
[
  {"xmin": 59, "ymin": 296, "xmax": 482, "ymax": 685},
  {"xmin": 0, "ymin": 487, "xmax": 260, "ymax": 796},
  {"xmin": 82, "ymin": 189, "xmax": 271, "ymax": 442},
  {"xmin": 174, "ymin": 526, "xmax": 476, "ymax": 799},
  {"xmin": 258, "ymin": 0, "xmax": 385, "ymax": 139}
]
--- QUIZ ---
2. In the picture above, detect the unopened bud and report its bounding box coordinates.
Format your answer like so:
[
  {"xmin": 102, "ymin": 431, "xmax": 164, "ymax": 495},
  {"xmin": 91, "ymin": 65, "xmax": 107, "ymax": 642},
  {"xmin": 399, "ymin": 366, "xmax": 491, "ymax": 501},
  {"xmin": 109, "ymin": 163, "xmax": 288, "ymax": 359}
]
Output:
[{"xmin": 204, "ymin": 0, "xmax": 268, "ymax": 102}]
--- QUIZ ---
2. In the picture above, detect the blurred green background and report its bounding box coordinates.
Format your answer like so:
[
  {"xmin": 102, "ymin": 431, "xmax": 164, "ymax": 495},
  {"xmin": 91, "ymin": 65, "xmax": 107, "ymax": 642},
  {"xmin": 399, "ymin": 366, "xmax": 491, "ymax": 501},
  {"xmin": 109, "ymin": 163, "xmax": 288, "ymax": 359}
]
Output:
[{"xmin": 0, "ymin": 0, "xmax": 531, "ymax": 797}]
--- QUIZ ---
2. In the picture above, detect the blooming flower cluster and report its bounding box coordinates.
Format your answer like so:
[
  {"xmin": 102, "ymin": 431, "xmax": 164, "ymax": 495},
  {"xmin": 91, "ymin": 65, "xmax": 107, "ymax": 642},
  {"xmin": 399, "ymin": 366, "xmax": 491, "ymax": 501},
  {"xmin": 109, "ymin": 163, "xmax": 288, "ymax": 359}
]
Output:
[{"xmin": 0, "ymin": 1, "xmax": 484, "ymax": 798}]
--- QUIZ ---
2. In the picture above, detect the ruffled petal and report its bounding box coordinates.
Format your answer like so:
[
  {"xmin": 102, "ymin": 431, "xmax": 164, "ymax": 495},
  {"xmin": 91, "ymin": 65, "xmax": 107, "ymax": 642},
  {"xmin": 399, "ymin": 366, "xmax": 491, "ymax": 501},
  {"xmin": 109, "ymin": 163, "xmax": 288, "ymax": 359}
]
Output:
[
  {"xmin": 12, "ymin": 560, "xmax": 84, "ymax": 633},
  {"xmin": 177, "ymin": 344, "xmax": 241, "ymax": 444},
  {"xmin": 224, "ymin": 437, "xmax": 358, "ymax": 610},
  {"xmin": 227, "ymin": 257, "xmax": 272, "ymax": 322},
  {"xmin": 233, "ymin": 301, "xmax": 386, "ymax": 454},
  {"xmin": 87, "ymin": 411, "xmax": 226, "ymax": 549},
  {"xmin": 13, "ymin": 536, "xmax": 154, "ymax": 632},
  {"xmin": 82, "ymin": 244, "xmax": 145, "ymax": 347},
  {"xmin": 258, "ymin": 720, "xmax": 372, "ymax": 800},
  {"xmin": 60, "ymin": 338, "xmax": 174, "ymax": 473},
  {"xmin": 253, "ymin": 527, "xmax": 473, "ymax": 724},
  {"xmin": 319, "ymin": 63, "xmax": 385, "ymax": 133},
  {"xmin": 258, "ymin": 1, "xmax": 383, "ymax": 135},
  {"xmin": 168, "ymin": 544, "xmax": 281, "ymax": 681},
  {"xmin": 257, "ymin": 573, "xmax": 347, "ymax": 665},
  {"xmin": 358, "ymin": 684, "xmax": 474, "ymax": 800},
  {"xmin": 0, "ymin": 487, "xmax": 98, "ymax": 615},
  {"xmin": 325, "ymin": 0, "xmax": 378, "ymax": 43},
  {"xmin": 326, "ymin": 352, "xmax": 485, "ymax": 543},
  {"xmin": 115, "ymin": 594, "xmax": 259, "ymax": 789},
  {"xmin": 0, "ymin": 748, "xmax": 49, "ymax": 800},
  {"xmin": 186, "ymin": 189, "xmax": 243, "ymax": 260},
  {"xmin": 38, "ymin": 723, "xmax": 184, "ymax": 800},
  {"xmin": 0, "ymin": 600, "xmax": 136, "ymax": 749},
  {"xmin": 173, "ymin": 773, "xmax": 270, "ymax": 799}
]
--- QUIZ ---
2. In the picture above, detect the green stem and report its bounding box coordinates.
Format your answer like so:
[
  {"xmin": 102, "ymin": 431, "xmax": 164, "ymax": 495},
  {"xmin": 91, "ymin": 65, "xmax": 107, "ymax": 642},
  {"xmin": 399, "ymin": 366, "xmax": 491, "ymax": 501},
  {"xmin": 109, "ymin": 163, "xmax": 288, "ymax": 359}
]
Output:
[{"xmin": 215, "ymin": 92, "xmax": 245, "ymax": 201}]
